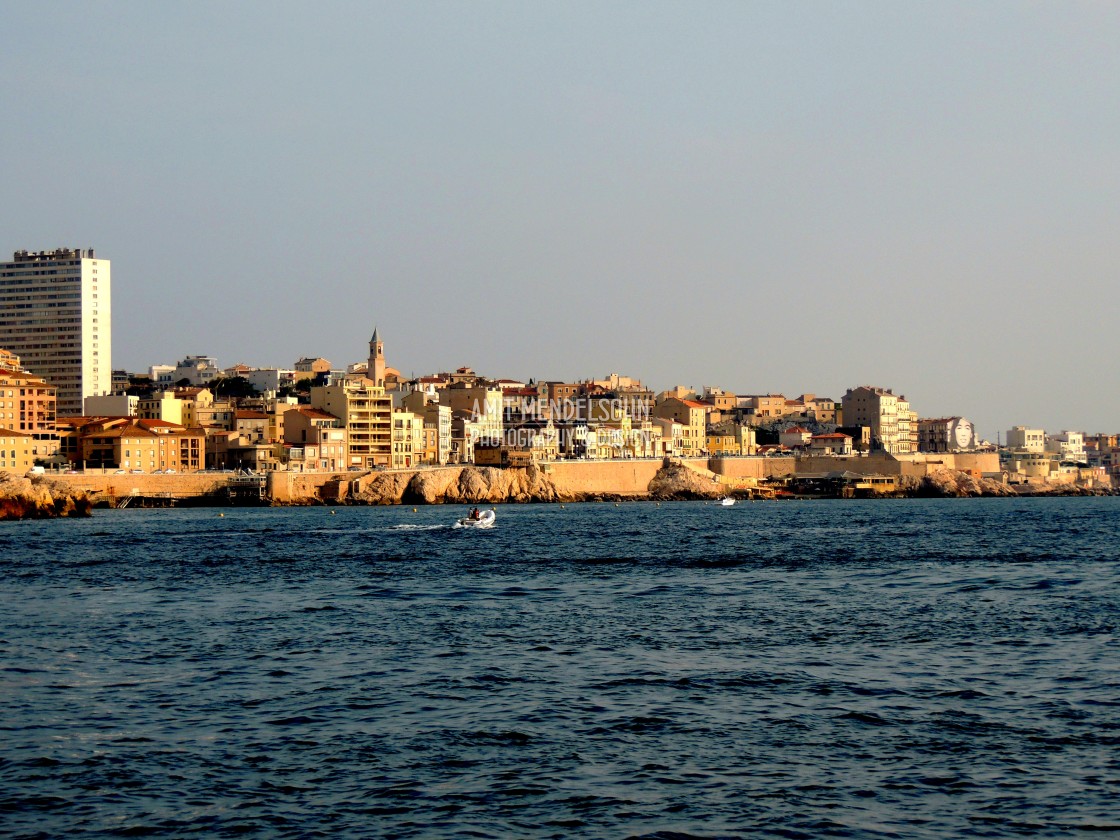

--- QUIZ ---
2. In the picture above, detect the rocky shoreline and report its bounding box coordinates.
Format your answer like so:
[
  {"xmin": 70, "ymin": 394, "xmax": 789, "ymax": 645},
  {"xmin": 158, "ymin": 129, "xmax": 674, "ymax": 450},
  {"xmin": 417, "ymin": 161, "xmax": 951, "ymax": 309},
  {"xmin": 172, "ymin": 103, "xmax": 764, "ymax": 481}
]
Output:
[
  {"xmin": 305, "ymin": 462, "xmax": 1114, "ymax": 506},
  {"xmin": 1, "ymin": 463, "xmax": 1112, "ymax": 519},
  {"xmin": 326, "ymin": 461, "xmax": 731, "ymax": 506},
  {"xmin": 0, "ymin": 473, "xmax": 93, "ymax": 520}
]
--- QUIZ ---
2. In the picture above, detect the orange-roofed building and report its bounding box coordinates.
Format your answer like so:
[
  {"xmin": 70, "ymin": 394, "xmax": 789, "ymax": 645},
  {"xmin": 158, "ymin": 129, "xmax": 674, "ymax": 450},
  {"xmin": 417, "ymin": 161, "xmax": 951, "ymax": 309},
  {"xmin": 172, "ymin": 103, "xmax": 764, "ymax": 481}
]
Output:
[{"xmin": 653, "ymin": 397, "xmax": 708, "ymax": 457}]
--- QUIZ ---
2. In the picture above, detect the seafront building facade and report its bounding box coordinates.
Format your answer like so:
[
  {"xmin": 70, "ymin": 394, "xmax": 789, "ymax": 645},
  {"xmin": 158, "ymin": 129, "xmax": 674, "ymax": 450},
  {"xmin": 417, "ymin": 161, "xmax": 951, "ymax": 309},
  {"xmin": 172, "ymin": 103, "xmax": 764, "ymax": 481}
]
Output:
[
  {"xmin": 841, "ymin": 386, "xmax": 918, "ymax": 454},
  {"xmin": 0, "ymin": 428, "xmax": 35, "ymax": 474},
  {"xmin": 0, "ymin": 358, "xmax": 57, "ymax": 446},
  {"xmin": 917, "ymin": 417, "xmax": 978, "ymax": 453},
  {"xmin": 0, "ymin": 246, "xmax": 1110, "ymax": 488},
  {"xmin": 0, "ymin": 248, "xmax": 110, "ymax": 415}
]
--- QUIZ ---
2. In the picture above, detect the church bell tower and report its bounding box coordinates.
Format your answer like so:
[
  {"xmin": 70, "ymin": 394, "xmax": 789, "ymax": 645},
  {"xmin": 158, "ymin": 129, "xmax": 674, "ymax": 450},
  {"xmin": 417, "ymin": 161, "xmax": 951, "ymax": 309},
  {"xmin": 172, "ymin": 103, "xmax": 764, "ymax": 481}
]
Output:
[{"xmin": 368, "ymin": 327, "xmax": 386, "ymax": 388}]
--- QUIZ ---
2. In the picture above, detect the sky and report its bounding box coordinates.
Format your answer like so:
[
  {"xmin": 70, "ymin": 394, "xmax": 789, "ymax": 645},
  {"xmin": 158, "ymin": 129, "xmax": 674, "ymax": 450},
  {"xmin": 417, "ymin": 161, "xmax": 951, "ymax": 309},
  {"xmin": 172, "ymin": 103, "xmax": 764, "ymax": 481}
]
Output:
[{"xmin": 2, "ymin": 2, "xmax": 1118, "ymax": 439}]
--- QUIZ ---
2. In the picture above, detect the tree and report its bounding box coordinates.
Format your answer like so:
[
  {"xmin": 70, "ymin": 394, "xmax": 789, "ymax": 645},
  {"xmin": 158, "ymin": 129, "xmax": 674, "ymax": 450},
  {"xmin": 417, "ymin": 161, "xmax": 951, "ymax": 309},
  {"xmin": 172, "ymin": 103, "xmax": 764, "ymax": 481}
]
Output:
[{"xmin": 210, "ymin": 376, "xmax": 259, "ymax": 399}]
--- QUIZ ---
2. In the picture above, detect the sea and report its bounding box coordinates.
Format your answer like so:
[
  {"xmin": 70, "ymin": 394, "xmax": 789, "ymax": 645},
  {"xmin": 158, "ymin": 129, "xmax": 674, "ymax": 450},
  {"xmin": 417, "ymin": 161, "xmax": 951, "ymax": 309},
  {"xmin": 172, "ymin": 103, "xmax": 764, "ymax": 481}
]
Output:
[{"xmin": 2, "ymin": 497, "xmax": 1119, "ymax": 839}]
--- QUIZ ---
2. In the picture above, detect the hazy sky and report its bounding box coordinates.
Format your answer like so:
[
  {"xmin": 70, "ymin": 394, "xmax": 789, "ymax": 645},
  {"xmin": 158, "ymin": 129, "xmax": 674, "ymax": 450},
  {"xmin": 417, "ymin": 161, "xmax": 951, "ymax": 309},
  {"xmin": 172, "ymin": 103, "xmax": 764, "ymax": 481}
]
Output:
[{"xmin": 3, "ymin": 2, "xmax": 1118, "ymax": 438}]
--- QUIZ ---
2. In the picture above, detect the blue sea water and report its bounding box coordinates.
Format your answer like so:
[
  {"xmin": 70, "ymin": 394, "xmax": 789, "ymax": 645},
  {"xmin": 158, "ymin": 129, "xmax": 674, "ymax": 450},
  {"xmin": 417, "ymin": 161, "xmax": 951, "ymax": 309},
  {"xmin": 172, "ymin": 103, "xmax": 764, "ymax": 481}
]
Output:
[{"xmin": 2, "ymin": 497, "xmax": 1119, "ymax": 839}]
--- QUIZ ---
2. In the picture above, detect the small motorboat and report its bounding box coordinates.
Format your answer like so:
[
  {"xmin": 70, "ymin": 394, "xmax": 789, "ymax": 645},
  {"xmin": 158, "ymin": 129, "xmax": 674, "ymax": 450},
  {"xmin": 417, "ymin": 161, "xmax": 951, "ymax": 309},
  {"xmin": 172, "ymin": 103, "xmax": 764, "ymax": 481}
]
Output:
[
  {"xmin": 457, "ymin": 509, "xmax": 496, "ymax": 528},
  {"xmin": 720, "ymin": 497, "xmax": 736, "ymax": 507}
]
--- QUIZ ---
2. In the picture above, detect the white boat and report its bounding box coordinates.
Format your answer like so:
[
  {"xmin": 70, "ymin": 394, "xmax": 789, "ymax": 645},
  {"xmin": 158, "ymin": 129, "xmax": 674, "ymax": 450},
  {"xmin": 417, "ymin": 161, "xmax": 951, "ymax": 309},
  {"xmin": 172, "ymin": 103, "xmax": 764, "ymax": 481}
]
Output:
[
  {"xmin": 456, "ymin": 509, "xmax": 496, "ymax": 528},
  {"xmin": 720, "ymin": 497, "xmax": 736, "ymax": 507}
]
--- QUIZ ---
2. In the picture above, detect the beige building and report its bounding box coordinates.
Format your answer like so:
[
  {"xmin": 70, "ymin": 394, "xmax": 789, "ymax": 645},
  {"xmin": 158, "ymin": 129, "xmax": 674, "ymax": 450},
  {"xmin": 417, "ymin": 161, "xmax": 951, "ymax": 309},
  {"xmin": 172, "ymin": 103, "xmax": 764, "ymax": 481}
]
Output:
[
  {"xmin": 402, "ymin": 390, "xmax": 452, "ymax": 466},
  {"xmin": 652, "ymin": 417, "xmax": 683, "ymax": 457},
  {"xmin": 442, "ymin": 384, "xmax": 503, "ymax": 444},
  {"xmin": 918, "ymin": 417, "xmax": 978, "ymax": 453},
  {"xmin": 294, "ymin": 357, "xmax": 332, "ymax": 376},
  {"xmin": 391, "ymin": 409, "xmax": 423, "ymax": 469},
  {"xmin": 1006, "ymin": 426, "xmax": 1045, "ymax": 453},
  {"xmin": 0, "ymin": 248, "xmax": 111, "ymax": 415},
  {"xmin": 137, "ymin": 391, "xmax": 187, "ymax": 426},
  {"xmin": 739, "ymin": 393, "xmax": 839, "ymax": 424},
  {"xmin": 0, "ymin": 360, "xmax": 57, "ymax": 455},
  {"xmin": 234, "ymin": 410, "xmax": 270, "ymax": 444},
  {"xmin": 809, "ymin": 432, "xmax": 854, "ymax": 456},
  {"xmin": 60, "ymin": 417, "xmax": 204, "ymax": 472},
  {"xmin": 653, "ymin": 397, "xmax": 707, "ymax": 457},
  {"xmin": 282, "ymin": 407, "xmax": 348, "ymax": 472},
  {"xmin": 841, "ymin": 385, "xmax": 917, "ymax": 454},
  {"xmin": 173, "ymin": 355, "xmax": 220, "ymax": 387},
  {"xmin": 738, "ymin": 394, "xmax": 789, "ymax": 419},
  {"xmin": 0, "ymin": 428, "xmax": 35, "ymax": 474},
  {"xmin": 1046, "ymin": 431, "xmax": 1086, "ymax": 463},
  {"xmin": 311, "ymin": 378, "xmax": 392, "ymax": 469},
  {"xmin": 208, "ymin": 432, "xmax": 279, "ymax": 473},
  {"xmin": 701, "ymin": 387, "xmax": 738, "ymax": 414},
  {"xmin": 309, "ymin": 330, "xmax": 395, "ymax": 468},
  {"xmin": 788, "ymin": 394, "xmax": 839, "ymax": 424},
  {"xmin": 779, "ymin": 427, "xmax": 813, "ymax": 449}
]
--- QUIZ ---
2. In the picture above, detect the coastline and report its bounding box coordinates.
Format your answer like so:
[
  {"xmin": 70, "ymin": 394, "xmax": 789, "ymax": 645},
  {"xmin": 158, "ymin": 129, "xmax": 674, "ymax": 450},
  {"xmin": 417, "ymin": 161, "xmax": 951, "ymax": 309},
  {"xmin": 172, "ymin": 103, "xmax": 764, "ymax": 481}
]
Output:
[{"xmin": 4, "ymin": 457, "xmax": 1113, "ymax": 519}]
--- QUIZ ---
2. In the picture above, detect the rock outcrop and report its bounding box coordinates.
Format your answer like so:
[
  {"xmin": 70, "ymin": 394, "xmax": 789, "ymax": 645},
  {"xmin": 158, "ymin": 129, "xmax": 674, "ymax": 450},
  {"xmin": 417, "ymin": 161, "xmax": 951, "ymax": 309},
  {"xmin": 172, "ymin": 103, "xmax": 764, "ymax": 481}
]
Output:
[
  {"xmin": 898, "ymin": 468, "xmax": 1017, "ymax": 498},
  {"xmin": 339, "ymin": 460, "xmax": 725, "ymax": 505},
  {"xmin": 646, "ymin": 461, "xmax": 724, "ymax": 501},
  {"xmin": 0, "ymin": 472, "xmax": 93, "ymax": 520},
  {"xmin": 349, "ymin": 464, "xmax": 572, "ymax": 506}
]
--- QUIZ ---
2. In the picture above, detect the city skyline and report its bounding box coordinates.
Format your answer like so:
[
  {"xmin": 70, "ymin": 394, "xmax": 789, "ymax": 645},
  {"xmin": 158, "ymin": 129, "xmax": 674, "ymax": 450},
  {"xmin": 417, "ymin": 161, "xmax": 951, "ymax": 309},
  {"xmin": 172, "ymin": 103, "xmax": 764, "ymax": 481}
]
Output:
[{"xmin": 3, "ymin": 3, "xmax": 1118, "ymax": 437}]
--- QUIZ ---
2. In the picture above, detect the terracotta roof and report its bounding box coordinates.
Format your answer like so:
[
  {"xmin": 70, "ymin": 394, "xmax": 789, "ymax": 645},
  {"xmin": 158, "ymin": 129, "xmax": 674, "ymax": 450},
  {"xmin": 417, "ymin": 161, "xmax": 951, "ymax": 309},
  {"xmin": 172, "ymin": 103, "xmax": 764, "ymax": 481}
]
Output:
[
  {"xmin": 291, "ymin": 407, "xmax": 336, "ymax": 419},
  {"xmin": 137, "ymin": 419, "xmax": 182, "ymax": 430},
  {"xmin": 99, "ymin": 424, "xmax": 159, "ymax": 439}
]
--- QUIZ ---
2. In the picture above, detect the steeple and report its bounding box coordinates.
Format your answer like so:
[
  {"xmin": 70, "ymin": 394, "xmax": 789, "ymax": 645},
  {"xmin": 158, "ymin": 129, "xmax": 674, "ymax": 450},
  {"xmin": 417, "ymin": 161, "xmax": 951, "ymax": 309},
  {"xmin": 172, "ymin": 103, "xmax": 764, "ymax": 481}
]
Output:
[{"xmin": 368, "ymin": 326, "xmax": 386, "ymax": 388}]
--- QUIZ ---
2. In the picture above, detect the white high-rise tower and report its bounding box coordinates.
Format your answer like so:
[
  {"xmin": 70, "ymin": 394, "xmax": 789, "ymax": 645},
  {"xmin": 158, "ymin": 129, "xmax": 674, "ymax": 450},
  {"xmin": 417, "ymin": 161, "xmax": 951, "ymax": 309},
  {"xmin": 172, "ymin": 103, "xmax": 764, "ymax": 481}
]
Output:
[{"xmin": 0, "ymin": 248, "xmax": 111, "ymax": 415}]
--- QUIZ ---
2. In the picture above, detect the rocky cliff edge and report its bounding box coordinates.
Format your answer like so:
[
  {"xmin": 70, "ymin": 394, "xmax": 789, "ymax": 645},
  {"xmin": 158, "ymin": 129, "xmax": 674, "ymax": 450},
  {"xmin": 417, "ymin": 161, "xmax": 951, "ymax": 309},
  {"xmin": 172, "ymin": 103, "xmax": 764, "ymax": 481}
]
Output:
[
  {"xmin": 0, "ymin": 473, "xmax": 93, "ymax": 520},
  {"xmin": 327, "ymin": 460, "xmax": 724, "ymax": 506}
]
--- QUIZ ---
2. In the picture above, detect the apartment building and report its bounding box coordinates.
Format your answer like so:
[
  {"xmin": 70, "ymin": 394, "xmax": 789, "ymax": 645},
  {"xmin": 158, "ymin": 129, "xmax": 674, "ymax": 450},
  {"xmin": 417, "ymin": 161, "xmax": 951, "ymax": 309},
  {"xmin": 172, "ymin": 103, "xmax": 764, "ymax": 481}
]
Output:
[
  {"xmin": 1006, "ymin": 426, "xmax": 1045, "ymax": 453},
  {"xmin": 653, "ymin": 397, "xmax": 707, "ymax": 457},
  {"xmin": 58, "ymin": 417, "xmax": 204, "ymax": 472},
  {"xmin": 0, "ymin": 357, "xmax": 56, "ymax": 446},
  {"xmin": 809, "ymin": 432, "xmax": 854, "ymax": 456},
  {"xmin": 391, "ymin": 409, "xmax": 423, "ymax": 469},
  {"xmin": 1046, "ymin": 431, "xmax": 1086, "ymax": 463},
  {"xmin": 282, "ymin": 406, "xmax": 348, "ymax": 472},
  {"xmin": 294, "ymin": 357, "xmax": 331, "ymax": 376},
  {"xmin": 173, "ymin": 355, "xmax": 220, "ymax": 387},
  {"xmin": 0, "ymin": 248, "xmax": 110, "ymax": 415},
  {"xmin": 918, "ymin": 417, "xmax": 978, "ymax": 453},
  {"xmin": 840, "ymin": 385, "xmax": 917, "ymax": 454},
  {"xmin": 401, "ymin": 391, "xmax": 452, "ymax": 465},
  {"xmin": 311, "ymin": 378, "xmax": 392, "ymax": 469},
  {"xmin": 441, "ymin": 383, "xmax": 503, "ymax": 444},
  {"xmin": 0, "ymin": 428, "xmax": 35, "ymax": 473}
]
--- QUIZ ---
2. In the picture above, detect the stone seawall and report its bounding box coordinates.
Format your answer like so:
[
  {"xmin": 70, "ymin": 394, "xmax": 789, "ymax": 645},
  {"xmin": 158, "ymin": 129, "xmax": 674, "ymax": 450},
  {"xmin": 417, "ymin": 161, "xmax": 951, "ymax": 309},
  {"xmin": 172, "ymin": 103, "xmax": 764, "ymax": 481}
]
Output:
[
  {"xmin": 46, "ymin": 473, "xmax": 233, "ymax": 502},
  {"xmin": 29, "ymin": 451, "xmax": 1067, "ymax": 510}
]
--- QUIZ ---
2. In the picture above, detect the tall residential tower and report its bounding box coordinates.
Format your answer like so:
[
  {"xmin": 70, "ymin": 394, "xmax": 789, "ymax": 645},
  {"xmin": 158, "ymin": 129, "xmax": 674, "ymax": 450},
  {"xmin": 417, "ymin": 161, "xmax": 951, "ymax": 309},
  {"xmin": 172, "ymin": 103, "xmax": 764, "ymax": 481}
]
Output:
[{"xmin": 0, "ymin": 248, "xmax": 110, "ymax": 415}]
